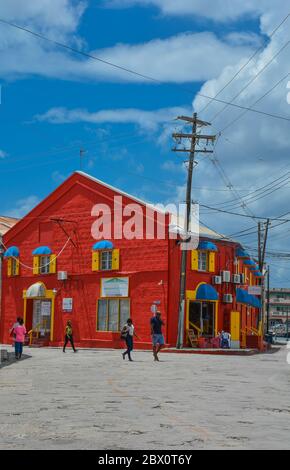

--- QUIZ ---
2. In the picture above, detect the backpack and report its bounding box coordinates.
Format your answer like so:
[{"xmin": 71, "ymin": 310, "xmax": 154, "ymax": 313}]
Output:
[{"xmin": 120, "ymin": 325, "xmax": 128, "ymax": 340}]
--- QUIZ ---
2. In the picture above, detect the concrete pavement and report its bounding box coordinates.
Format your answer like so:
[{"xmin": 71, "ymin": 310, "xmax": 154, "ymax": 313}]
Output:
[{"xmin": 0, "ymin": 345, "xmax": 289, "ymax": 449}]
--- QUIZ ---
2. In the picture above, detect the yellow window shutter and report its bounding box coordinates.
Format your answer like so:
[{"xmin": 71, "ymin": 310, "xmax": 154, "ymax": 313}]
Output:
[
  {"xmin": 191, "ymin": 250, "xmax": 198, "ymax": 270},
  {"xmin": 112, "ymin": 249, "xmax": 120, "ymax": 270},
  {"xmin": 92, "ymin": 251, "xmax": 100, "ymax": 271},
  {"xmin": 209, "ymin": 252, "xmax": 216, "ymax": 272},
  {"xmin": 7, "ymin": 258, "xmax": 12, "ymax": 277},
  {"xmin": 33, "ymin": 256, "xmax": 39, "ymax": 275},
  {"xmin": 15, "ymin": 259, "xmax": 20, "ymax": 276},
  {"xmin": 49, "ymin": 255, "xmax": 57, "ymax": 274}
]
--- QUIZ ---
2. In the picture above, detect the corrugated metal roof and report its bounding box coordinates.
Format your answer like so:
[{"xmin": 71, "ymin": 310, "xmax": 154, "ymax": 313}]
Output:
[{"xmin": 0, "ymin": 216, "xmax": 19, "ymax": 236}]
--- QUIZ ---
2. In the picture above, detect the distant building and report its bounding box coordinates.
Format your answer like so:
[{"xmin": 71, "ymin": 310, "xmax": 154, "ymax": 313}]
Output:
[{"xmin": 267, "ymin": 288, "xmax": 290, "ymax": 326}]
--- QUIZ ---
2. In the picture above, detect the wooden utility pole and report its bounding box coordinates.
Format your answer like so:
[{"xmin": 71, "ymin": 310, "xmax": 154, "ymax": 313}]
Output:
[
  {"xmin": 258, "ymin": 219, "xmax": 270, "ymax": 334},
  {"xmin": 172, "ymin": 113, "xmax": 216, "ymax": 349}
]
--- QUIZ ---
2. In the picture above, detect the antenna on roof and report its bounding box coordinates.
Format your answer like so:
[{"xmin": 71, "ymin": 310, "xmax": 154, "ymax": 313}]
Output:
[{"xmin": 80, "ymin": 148, "xmax": 86, "ymax": 171}]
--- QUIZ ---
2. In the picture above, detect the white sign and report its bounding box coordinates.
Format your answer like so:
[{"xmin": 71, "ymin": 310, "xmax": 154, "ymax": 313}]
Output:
[
  {"xmin": 63, "ymin": 298, "xmax": 73, "ymax": 312},
  {"xmin": 41, "ymin": 301, "xmax": 51, "ymax": 316},
  {"xmin": 248, "ymin": 286, "xmax": 262, "ymax": 296},
  {"xmin": 101, "ymin": 277, "xmax": 129, "ymax": 298}
]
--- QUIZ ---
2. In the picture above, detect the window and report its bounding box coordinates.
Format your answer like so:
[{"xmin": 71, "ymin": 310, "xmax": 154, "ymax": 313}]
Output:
[
  {"xmin": 97, "ymin": 298, "xmax": 130, "ymax": 331},
  {"xmin": 198, "ymin": 251, "xmax": 208, "ymax": 272},
  {"xmin": 100, "ymin": 250, "xmax": 112, "ymax": 271},
  {"xmin": 11, "ymin": 258, "xmax": 18, "ymax": 276},
  {"xmin": 39, "ymin": 256, "xmax": 50, "ymax": 274},
  {"xmin": 7, "ymin": 258, "xmax": 19, "ymax": 277}
]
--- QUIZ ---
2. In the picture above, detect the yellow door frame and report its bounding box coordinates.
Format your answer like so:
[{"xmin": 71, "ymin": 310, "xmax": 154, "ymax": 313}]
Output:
[
  {"xmin": 23, "ymin": 285, "xmax": 56, "ymax": 342},
  {"xmin": 186, "ymin": 284, "xmax": 219, "ymax": 336}
]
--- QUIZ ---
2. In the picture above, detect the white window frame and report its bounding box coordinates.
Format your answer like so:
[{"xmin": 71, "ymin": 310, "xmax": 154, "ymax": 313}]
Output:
[
  {"xmin": 39, "ymin": 255, "xmax": 50, "ymax": 274},
  {"xmin": 100, "ymin": 250, "xmax": 113, "ymax": 271},
  {"xmin": 198, "ymin": 251, "xmax": 208, "ymax": 272}
]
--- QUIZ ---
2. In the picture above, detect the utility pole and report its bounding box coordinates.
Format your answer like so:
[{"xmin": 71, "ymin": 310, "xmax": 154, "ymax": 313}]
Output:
[
  {"xmin": 258, "ymin": 219, "xmax": 270, "ymax": 336},
  {"xmin": 172, "ymin": 113, "xmax": 216, "ymax": 349},
  {"xmin": 266, "ymin": 266, "xmax": 270, "ymax": 335}
]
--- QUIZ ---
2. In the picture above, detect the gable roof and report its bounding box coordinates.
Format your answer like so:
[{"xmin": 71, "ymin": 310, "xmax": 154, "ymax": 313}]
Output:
[
  {"xmin": 3, "ymin": 171, "xmax": 235, "ymax": 244},
  {"xmin": 3, "ymin": 171, "xmax": 169, "ymax": 242}
]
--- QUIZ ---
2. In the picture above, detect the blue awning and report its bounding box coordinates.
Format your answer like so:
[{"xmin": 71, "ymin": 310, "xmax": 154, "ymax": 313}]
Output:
[
  {"xmin": 92, "ymin": 240, "xmax": 114, "ymax": 250},
  {"xmin": 196, "ymin": 284, "xmax": 218, "ymax": 301},
  {"xmin": 236, "ymin": 248, "xmax": 250, "ymax": 259},
  {"xmin": 198, "ymin": 241, "xmax": 218, "ymax": 252},
  {"xmin": 253, "ymin": 271, "xmax": 263, "ymax": 277},
  {"xmin": 236, "ymin": 288, "xmax": 261, "ymax": 308},
  {"xmin": 32, "ymin": 246, "xmax": 52, "ymax": 256},
  {"xmin": 250, "ymin": 295, "xmax": 262, "ymax": 308},
  {"xmin": 236, "ymin": 288, "xmax": 249, "ymax": 304},
  {"xmin": 249, "ymin": 264, "xmax": 259, "ymax": 271},
  {"xmin": 4, "ymin": 246, "xmax": 19, "ymax": 258},
  {"xmin": 243, "ymin": 259, "xmax": 256, "ymax": 267}
]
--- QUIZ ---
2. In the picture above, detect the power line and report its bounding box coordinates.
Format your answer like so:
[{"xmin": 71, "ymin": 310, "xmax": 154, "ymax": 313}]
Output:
[
  {"xmin": 210, "ymin": 37, "xmax": 290, "ymax": 123},
  {"xmin": 198, "ymin": 11, "xmax": 290, "ymax": 116},
  {"xmin": 199, "ymin": 203, "xmax": 290, "ymax": 221},
  {"xmin": 220, "ymin": 71, "xmax": 290, "ymax": 134}
]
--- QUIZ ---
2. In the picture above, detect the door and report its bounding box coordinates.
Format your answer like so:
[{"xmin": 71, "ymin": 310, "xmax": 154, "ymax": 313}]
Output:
[
  {"xmin": 189, "ymin": 301, "xmax": 202, "ymax": 332},
  {"xmin": 33, "ymin": 300, "xmax": 51, "ymax": 337},
  {"xmin": 188, "ymin": 301, "xmax": 215, "ymax": 337}
]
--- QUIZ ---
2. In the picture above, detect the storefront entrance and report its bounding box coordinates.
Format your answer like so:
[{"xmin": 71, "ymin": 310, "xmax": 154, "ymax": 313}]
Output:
[
  {"xmin": 23, "ymin": 282, "xmax": 55, "ymax": 342},
  {"xmin": 188, "ymin": 301, "xmax": 215, "ymax": 337}
]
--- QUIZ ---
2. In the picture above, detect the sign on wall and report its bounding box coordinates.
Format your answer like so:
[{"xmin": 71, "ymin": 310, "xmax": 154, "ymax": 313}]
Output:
[
  {"xmin": 63, "ymin": 298, "xmax": 73, "ymax": 312},
  {"xmin": 248, "ymin": 286, "xmax": 262, "ymax": 296},
  {"xmin": 101, "ymin": 277, "xmax": 129, "ymax": 298}
]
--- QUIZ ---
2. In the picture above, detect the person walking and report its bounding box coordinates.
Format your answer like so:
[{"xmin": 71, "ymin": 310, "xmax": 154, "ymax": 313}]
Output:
[
  {"xmin": 14, "ymin": 318, "xmax": 26, "ymax": 360},
  {"xmin": 63, "ymin": 320, "xmax": 77, "ymax": 353},
  {"xmin": 150, "ymin": 311, "xmax": 165, "ymax": 361},
  {"xmin": 121, "ymin": 318, "xmax": 139, "ymax": 361}
]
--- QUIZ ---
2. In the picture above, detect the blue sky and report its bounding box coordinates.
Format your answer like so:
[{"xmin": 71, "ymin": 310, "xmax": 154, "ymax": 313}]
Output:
[{"xmin": 1, "ymin": 0, "xmax": 290, "ymax": 285}]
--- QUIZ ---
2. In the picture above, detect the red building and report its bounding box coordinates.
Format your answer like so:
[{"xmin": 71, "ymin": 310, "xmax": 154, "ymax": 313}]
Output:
[{"xmin": 0, "ymin": 172, "xmax": 262, "ymax": 349}]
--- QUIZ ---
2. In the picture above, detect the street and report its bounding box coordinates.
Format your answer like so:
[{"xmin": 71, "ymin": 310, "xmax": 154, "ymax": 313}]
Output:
[{"xmin": 0, "ymin": 346, "xmax": 289, "ymax": 450}]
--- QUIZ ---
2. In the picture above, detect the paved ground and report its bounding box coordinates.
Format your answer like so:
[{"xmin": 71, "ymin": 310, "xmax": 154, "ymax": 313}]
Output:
[{"xmin": 0, "ymin": 345, "xmax": 289, "ymax": 450}]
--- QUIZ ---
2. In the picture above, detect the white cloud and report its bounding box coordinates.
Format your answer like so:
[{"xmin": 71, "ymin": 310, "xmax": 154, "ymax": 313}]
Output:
[
  {"xmin": 8, "ymin": 195, "xmax": 40, "ymax": 218},
  {"xmin": 0, "ymin": 23, "xmax": 255, "ymax": 83},
  {"xmin": 34, "ymin": 106, "xmax": 190, "ymax": 131}
]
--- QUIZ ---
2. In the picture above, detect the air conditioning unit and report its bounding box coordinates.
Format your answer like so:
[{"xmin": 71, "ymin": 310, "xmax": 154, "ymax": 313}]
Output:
[
  {"xmin": 212, "ymin": 275, "xmax": 222, "ymax": 285},
  {"xmin": 223, "ymin": 294, "xmax": 233, "ymax": 303},
  {"xmin": 57, "ymin": 271, "xmax": 68, "ymax": 281},
  {"xmin": 232, "ymin": 274, "xmax": 241, "ymax": 284},
  {"xmin": 221, "ymin": 270, "xmax": 231, "ymax": 283}
]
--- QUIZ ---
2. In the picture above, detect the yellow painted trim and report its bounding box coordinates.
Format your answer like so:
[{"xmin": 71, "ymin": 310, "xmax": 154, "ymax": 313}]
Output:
[{"xmin": 22, "ymin": 284, "xmax": 55, "ymax": 342}]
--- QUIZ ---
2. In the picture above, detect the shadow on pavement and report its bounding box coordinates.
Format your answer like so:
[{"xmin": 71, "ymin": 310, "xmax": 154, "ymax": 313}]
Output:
[{"xmin": 0, "ymin": 352, "xmax": 32, "ymax": 369}]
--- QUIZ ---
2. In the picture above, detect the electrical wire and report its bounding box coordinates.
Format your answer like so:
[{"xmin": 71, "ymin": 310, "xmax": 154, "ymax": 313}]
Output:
[
  {"xmin": 1, "ymin": 18, "xmax": 290, "ymax": 124},
  {"xmin": 198, "ymin": 11, "xmax": 290, "ymax": 116}
]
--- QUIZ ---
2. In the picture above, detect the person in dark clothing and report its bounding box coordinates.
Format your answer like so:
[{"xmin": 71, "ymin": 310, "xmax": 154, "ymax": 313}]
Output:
[
  {"xmin": 122, "ymin": 318, "xmax": 139, "ymax": 361},
  {"xmin": 63, "ymin": 320, "xmax": 77, "ymax": 352},
  {"xmin": 150, "ymin": 311, "xmax": 165, "ymax": 361}
]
